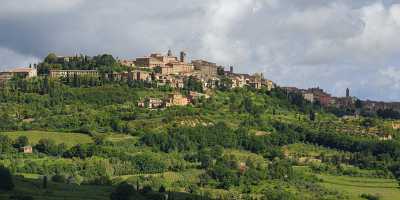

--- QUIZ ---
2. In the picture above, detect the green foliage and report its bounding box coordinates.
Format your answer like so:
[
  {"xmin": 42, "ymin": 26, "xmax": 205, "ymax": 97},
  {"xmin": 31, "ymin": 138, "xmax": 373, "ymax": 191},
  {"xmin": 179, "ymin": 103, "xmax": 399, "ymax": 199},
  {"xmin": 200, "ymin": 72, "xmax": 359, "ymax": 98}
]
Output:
[
  {"xmin": 38, "ymin": 53, "xmax": 126, "ymax": 75},
  {"xmin": 0, "ymin": 135, "xmax": 15, "ymax": 154},
  {"xmin": 183, "ymin": 76, "xmax": 203, "ymax": 93},
  {"xmin": 14, "ymin": 136, "xmax": 29, "ymax": 148},
  {"xmin": 51, "ymin": 174, "xmax": 66, "ymax": 183},
  {"xmin": 360, "ymin": 193, "xmax": 380, "ymax": 200},
  {"xmin": 268, "ymin": 159, "xmax": 294, "ymax": 180},
  {"xmin": 110, "ymin": 182, "xmax": 140, "ymax": 200},
  {"xmin": 261, "ymin": 186, "xmax": 295, "ymax": 200},
  {"xmin": 0, "ymin": 166, "xmax": 14, "ymax": 191}
]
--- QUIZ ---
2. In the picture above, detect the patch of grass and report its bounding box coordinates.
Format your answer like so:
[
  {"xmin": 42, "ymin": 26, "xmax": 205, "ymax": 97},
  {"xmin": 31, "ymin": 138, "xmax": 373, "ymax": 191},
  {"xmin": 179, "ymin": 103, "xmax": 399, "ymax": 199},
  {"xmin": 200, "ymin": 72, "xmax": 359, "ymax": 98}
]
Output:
[
  {"xmin": 317, "ymin": 174, "xmax": 400, "ymax": 200},
  {"xmin": 0, "ymin": 131, "xmax": 93, "ymax": 147},
  {"xmin": 0, "ymin": 175, "xmax": 112, "ymax": 200}
]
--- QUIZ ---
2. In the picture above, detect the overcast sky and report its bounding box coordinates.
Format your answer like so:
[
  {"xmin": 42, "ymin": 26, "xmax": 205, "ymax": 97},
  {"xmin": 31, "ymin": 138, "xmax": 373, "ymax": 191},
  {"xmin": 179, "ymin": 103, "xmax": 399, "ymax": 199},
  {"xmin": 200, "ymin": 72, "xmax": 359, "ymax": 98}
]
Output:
[{"xmin": 1, "ymin": 0, "xmax": 400, "ymax": 101}]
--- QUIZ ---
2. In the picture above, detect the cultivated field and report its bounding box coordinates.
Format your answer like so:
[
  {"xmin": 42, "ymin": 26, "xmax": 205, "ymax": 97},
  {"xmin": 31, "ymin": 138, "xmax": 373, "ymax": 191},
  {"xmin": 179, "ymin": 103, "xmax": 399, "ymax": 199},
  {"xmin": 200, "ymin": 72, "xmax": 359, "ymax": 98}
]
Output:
[
  {"xmin": 0, "ymin": 131, "xmax": 93, "ymax": 147},
  {"xmin": 318, "ymin": 174, "xmax": 400, "ymax": 200}
]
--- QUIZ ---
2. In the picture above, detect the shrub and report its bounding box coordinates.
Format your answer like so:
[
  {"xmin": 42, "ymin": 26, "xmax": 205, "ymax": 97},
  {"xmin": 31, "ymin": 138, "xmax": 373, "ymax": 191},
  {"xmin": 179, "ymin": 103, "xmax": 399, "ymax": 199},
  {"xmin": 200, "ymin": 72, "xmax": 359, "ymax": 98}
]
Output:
[
  {"xmin": 110, "ymin": 182, "xmax": 140, "ymax": 200},
  {"xmin": 51, "ymin": 174, "xmax": 66, "ymax": 183},
  {"xmin": 0, "ymin": 166, "xmax": 14, "ymax": 191},
  {"xmin": 141, "ymin": 185, "xmax": 152, "ymax": 194},
  {"xmin": 158, "ymin": 185, "xmax": 166, "ymax": 193},
  {"xmin": 360, "ymin": 193, "xmax": 380, "ymax": 200}
]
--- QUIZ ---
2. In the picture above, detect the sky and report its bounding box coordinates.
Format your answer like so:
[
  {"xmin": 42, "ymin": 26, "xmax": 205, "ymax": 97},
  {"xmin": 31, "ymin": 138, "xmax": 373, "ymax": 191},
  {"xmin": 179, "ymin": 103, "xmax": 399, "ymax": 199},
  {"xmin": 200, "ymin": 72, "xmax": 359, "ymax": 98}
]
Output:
[{"xmin": 1, "ymin": 0, "xmax": 400, "ymax": 101}]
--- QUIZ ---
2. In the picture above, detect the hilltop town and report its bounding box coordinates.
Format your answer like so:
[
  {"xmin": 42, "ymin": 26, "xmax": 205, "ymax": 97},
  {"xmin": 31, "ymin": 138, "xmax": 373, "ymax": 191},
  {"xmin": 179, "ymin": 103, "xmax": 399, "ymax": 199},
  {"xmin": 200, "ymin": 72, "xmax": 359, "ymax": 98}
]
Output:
[
  {"xmin": 2, "ymin": 50, "xmax": 400, "ymax": 200},
  {"xmin": 1, "ymin": 50, "xmax": 399, "ymax": 114}
]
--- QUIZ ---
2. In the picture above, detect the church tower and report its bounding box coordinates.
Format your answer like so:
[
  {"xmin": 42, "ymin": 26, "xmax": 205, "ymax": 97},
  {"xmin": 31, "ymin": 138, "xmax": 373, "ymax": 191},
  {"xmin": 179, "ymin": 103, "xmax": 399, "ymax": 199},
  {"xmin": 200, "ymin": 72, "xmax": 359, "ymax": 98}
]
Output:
[{"xmin": 346, "ymin": 88, "xmax": 350, "ymax": 98}]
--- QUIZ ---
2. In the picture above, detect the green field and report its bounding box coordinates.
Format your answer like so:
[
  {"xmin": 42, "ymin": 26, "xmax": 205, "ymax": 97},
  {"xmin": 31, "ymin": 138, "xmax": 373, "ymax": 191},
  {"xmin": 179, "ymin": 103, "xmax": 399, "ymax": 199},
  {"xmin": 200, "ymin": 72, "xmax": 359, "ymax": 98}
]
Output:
[
  {"xmin": 0, "ymin": 175, "xmax": 112, "ymax": 200},
  {"xmin": 318, "ymin": 174, "xmax": 400, "ymax": 200},
  {"xmin": 0, "ymin": 131, "xmax": 93, "ymax": 147},
  {"xmin": 0, "ymin": 174, "xmax": 206, "ymax": 200}
]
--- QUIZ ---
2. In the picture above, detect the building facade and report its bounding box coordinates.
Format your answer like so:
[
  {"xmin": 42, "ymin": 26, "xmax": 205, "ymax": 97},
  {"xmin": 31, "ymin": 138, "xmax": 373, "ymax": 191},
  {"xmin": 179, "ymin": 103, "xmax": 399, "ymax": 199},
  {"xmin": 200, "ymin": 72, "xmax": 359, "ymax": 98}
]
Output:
[{"xmin": 49, "ymin": 70, "xmax": 99, "ymax": 78}]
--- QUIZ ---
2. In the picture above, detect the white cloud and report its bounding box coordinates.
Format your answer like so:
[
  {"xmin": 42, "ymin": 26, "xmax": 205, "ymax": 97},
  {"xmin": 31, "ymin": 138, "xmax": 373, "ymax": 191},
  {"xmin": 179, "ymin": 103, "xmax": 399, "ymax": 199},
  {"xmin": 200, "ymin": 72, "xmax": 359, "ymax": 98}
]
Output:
[
  {"xmin": 0, "ymin": 0, "xmax": 82, "ymax": 18},
  {"xmin": 0, "ymin": 48, "xmax": 39, "ymax": 70}
]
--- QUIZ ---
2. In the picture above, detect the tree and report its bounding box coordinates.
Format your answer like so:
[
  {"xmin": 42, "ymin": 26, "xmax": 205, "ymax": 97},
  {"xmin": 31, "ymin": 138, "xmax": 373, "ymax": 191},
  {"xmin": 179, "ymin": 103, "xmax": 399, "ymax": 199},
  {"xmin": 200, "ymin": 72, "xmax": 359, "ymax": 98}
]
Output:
[
  {"xmin": 309, "ymin": 110, "xmax": 316, "ymax": 121},
  {"xmin": 0, "ymin": 166, "xmax": 14, "ymax": 191},
  {"xmin": 44, "ymin": 53, "xmax": 58, "ymax": 64},
  {"xmin": 389, "ymin": 163, "xmax": 400, "ymax": 186},
  {"xmin": 355, "ymin": 99, "xmax": 363, "ymax": 109},
  {"xmin": 43, "ymin": 175, "xmax": 48, "ymax": 189},
  {"xmin": 110, "ymin": 182, "xmax": 140, "ymax": 200},
  {"xmin": 158, "ymin": 185, "xmax": 166, "ymax": 193},
  {"xmin": 0, "ymin": 135, "xmax": 14, "ymax": 153},
  {"xmin": 218, "ymin": 76, "xmax": 232, "ymax": 91},
  {"xmin": 14, "ymin": 136, "xmax": 29, "ymax": 148},
  {"xmin": 154, "ymin": 66, "xmax": 162, "ymax": 74},
  {"xmin": 35, "ymin": 138, "xmax": 56, "ymax": 154},
  {"xmin": 268, "ymin": 160, "xmax": 293, "ymax": 180}
]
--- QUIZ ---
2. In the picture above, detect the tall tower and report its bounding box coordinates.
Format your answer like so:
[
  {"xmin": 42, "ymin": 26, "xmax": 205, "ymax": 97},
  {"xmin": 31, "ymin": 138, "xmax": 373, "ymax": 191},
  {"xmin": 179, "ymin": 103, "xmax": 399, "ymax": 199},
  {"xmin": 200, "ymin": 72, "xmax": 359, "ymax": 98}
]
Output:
[
  {"xmin": 167, "ymin": 49, "xmax": 172, "ymax": 57},
  {"xmin": 180, "ymin": 51, "xmax": 186, "ymax": 62},
  {"xmin": 346, "ymin": 88, "xmax": 350, "ymax": 98},
  {"xmin": 230, "ymin": 66, "xmax": 234, "ymax": 73}
]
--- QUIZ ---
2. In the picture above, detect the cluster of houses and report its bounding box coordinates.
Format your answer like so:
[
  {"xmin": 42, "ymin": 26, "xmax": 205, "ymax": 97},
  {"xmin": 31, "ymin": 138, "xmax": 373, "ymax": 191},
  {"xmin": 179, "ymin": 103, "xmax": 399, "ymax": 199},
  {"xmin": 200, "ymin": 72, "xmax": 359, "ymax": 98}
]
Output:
[
  {"xmin": 23, "ymin": 50, "xmax": 275, "ymax": 91},
  {"xmin": 137, "ymin": 91, "xmax": 210, "ymax": 109},
  {"xmin": 0, "ymin": 67, "xmax": 37, "ymax": 86},
  {"xmin": 3, "ymin": 50, "xmax": 400, "ymax": 111},
  {"xmin": 283, "ymin": 87, "xmax": 355, "ymax": 108},
  {"xmin": 283, "ymin": 86, "xmax": 400, "ymax": 113},
  {"xmin": 119, "ymin": 50, "xmax": 276, "ymax": 91}
]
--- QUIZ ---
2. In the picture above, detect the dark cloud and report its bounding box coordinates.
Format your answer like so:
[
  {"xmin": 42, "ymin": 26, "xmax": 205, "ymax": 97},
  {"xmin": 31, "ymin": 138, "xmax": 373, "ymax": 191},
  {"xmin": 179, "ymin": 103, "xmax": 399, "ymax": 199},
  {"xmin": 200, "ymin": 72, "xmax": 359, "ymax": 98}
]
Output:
[{"xmin": 1, "ymin": 0, "xmax": 400, "ymax": 101}]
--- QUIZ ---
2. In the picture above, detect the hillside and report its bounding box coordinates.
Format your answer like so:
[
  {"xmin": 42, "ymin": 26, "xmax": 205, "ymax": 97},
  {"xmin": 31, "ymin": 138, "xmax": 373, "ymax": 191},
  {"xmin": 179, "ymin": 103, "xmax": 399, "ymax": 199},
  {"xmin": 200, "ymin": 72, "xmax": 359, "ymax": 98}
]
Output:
[{"xmin": 1, "ymin": 76, "xmax": 400, "ymax": 200}]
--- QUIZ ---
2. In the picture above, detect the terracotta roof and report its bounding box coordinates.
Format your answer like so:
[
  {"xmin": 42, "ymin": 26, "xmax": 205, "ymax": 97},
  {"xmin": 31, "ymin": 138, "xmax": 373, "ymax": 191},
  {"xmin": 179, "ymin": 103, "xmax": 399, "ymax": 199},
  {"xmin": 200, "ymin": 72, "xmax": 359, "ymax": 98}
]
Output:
[{"xmin": 9, "ymin": 67, "xmax": 35, "ymax": 73}]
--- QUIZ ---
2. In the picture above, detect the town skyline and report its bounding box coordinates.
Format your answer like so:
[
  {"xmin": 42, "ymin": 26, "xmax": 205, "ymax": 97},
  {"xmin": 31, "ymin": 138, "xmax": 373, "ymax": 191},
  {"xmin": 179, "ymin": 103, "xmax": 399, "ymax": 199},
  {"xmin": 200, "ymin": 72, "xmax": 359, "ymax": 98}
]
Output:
[
  {"xmin": 0, "ymin": 49, "xmax": 394, "ymax": 103},
  {"xmin": 1, "ymin": 1, "xmax": 400, "ymax": 101}
]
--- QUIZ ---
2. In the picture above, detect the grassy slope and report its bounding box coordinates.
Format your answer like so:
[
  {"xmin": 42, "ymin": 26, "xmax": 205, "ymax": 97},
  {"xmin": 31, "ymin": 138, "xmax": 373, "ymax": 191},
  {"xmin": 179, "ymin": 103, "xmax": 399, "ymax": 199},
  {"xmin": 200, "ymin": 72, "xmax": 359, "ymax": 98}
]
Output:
[
  {"xmin": 0, "ymin": 131, "xmax": 93, "ymax": 147},
  {"xmin": 317, "ymin": 174, "xmax": 400, "ymax": 200},
  {"xmin": 0, "ymin": 176, "xmax": 112, "ymax": 200}
]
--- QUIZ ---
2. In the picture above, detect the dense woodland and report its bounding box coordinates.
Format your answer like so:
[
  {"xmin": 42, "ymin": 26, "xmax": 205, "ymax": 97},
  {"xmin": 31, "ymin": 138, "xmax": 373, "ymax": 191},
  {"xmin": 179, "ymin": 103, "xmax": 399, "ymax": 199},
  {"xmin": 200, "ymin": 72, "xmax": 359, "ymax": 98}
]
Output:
[{"xmin": 1, "ymin": 54, "xmax": 400, "ymax": 200}]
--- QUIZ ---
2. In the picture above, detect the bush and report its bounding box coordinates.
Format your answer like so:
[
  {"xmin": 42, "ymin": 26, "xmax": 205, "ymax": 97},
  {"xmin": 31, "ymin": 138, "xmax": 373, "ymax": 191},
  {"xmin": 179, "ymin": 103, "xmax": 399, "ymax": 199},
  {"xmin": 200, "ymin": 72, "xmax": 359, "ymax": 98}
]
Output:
[
  {"xmin": 51, "ymin": 174, "xmax": 66, "ymax": 183},
  {"xmin": 360, "ymin": 193, "xmax": 380, "ymax": 200},
  {"xmin": 110, "ymin": 182, "xmax": 140, "ymax": 200},
  {"xmin": 158, "ymin": 185, "xmax": 166, "ymax": 193},
  {"xmin": 0, "ymin": 166, "xmax": 14, "ymax": 191},
  {"xmin": 141, "ymin": 185, "xmax": 152, "ymax": 194}
]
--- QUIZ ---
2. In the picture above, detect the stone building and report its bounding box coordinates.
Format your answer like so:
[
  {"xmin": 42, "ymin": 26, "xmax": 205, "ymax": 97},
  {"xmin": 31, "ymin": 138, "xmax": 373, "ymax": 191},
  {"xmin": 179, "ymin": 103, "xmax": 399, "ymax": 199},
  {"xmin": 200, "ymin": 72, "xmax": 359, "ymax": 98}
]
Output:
[
  {"xmin": 302, "ymin": 87, "xmax": 332, "ymax": 107},
  {"xmin": 135, "ymin": 50, "xmax": 194, "ymax": 75},
  {"xmin": 165, "ymin": 93, "xmax": 189, "ymax": 107},
  {"xmin": 49, "ymin": 70, "xmax": 99, "ymax": 78},
  {"xmin": 262, "ymin": 79, "xmax": 275, "ymax": 91},
  {"xmin": 192, "ymin": 60, "xmax": 218, "ymax": 77},
  {"xmin": 156, "ymin": 75, "xmax": 185, "ymax": 88},
  {"xmin": 131, "ymin": 70, "xmax": 151, "ymax": 81},
  {"xmin": 10, "ymin": 67, "xmax": 37, "ymax": 78},
  {"xmin": 120, "ymin": 59, "xmax": 136, "ymax": 67},
  {"xmin": 188, "ymin": 91, "xmax": 210, "ymax": 103},
  {"xmin": 20, "ymin": 146, "xmax": 33, "ymax": 154},
  {"xmin": 137, "ymin": 98, "xmax": 164, "ymax": 109},
  {"xmin": 0, "ymin": 67, "xmax": 37, "ymax": 87},
  {"xmin": 304, "ymin": 93, "xmax": 315, "ymax": 103}
]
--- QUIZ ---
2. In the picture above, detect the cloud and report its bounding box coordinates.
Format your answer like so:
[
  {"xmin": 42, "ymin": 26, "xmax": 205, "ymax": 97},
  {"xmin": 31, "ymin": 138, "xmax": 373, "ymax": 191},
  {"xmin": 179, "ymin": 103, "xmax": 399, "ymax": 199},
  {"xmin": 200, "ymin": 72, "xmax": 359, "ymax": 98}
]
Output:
[
  {"xmin": 0, "ymin": 0, "xmax": 400, "ymax": 101},
  {"xmin": 0, "ymin": 48, "xmax": 39, "ymax": 70}
]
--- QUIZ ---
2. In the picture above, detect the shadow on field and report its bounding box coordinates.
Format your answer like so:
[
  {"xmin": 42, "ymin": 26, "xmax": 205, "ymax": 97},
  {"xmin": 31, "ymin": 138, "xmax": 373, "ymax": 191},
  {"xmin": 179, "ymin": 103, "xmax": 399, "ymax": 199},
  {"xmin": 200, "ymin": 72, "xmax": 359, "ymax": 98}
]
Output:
[{"xmin": 0, "ymin": 176, "xmax": 212, "ymax": 200}]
